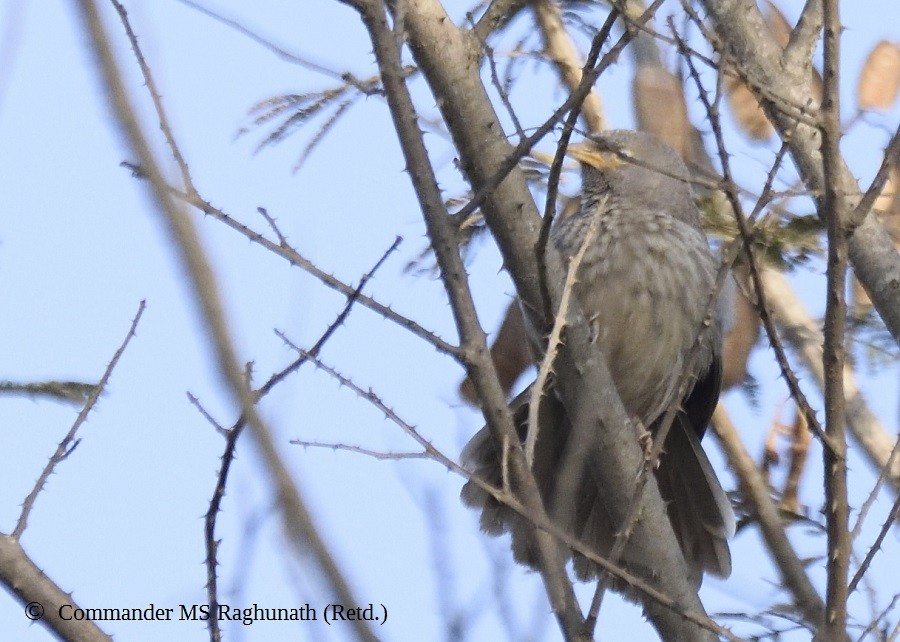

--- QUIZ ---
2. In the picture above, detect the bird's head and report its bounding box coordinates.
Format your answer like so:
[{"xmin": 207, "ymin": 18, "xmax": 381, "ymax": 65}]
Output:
[{"xmin": 566, "ymin": 130, "xmax": 694, "ymax": 207}]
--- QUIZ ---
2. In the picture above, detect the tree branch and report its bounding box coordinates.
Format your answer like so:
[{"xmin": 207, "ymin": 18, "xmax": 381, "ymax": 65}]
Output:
[
  {"xmin": 711, "ymin": 405, "xmax": 827, "ymax": 627},
  {"xmin": 398, "ymin": 0, "xmax": 722, "ymax": 639},
  {"xmin": 701, "ymin": 0, "xmax": 900, "ymax": 345},
  {"xmin": 78, "ymin": 3, "xmax": 376, "ymax": 640},
  {"xmin": 343, "ymin": 0, "xmax": 587, "ymax": 637},
  {"xmin": 820, "ymin": 1, "xmax": 850, "ymax": 635}
]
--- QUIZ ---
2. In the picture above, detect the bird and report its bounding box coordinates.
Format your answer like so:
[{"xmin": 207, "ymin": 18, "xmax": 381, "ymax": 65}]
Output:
[{"xmin": 460, "ymin": 129, "xmax": 734, "ymax": 587}]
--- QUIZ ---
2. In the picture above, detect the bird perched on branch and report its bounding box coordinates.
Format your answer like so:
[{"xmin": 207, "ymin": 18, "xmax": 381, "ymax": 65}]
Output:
[{"xmin": 460, "ymin": 129, "xmax": 734, "ymax": 587}]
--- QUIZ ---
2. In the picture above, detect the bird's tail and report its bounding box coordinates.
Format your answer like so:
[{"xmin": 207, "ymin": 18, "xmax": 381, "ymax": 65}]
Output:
[{"xmin": 460, "ymin": 388, "xmax": 733, "ymax": 585}]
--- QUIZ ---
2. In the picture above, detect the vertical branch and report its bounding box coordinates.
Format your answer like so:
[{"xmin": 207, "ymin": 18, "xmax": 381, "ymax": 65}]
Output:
[
  {"xmin": 340, "ymin": 0, "xmax": 588, "ymax": 637},
  {"xmin": 820, "ymin": 0, "xmax": 850, "ymax": 636},
  {"xmin": 396, "ymin": 1, "xmax": 723, "ymax": 638}
]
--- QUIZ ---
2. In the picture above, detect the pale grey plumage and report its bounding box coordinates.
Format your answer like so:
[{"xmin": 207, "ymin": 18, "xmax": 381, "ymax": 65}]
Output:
[{"xmin": 461, "ymin": 130, "xmax": 734, "ymax": 587}]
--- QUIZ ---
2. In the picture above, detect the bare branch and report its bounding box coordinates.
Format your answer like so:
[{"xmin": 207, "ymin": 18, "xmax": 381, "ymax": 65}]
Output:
[
  {"xmin": 0, "ymin": 536, "xmax": 112, "ymax": 642},
  {"xmin": 175, "ymin": 189, "xmax": 460, "ymax": 358},
  {"xmin": 13, "ymin": 301, "xmax": 146, "ymax": 540},
  {"xmin": 111, "ymin": 0, "xmax": 192, "ymax": 189},
  {"xmin": 201, "ymin": 234, "xmax": 400, "ymax": 642},
  {"xmin": 177, "ymin": 0, "xmax": 362, "ymax": 84},
  {"xmin": 295, "ymin": 350, "xmax": 744, "ymax": 642},
  {"xmin": 77, "ymin": 4, "xmax": 375, "ymax": 640},
  {"xmin": 848, "ymin": 491, "xmax": 900, "ymax": 596},
  {"xmin": 783, "ymin": 0, "xmax": 823, "ymax": 73},
  {"xmin": 341, "ymin": 0, "xmax": 586, "ymax": 635},
  {"xmin": 820, "ymin": 3, "xmax": 851, "ymax": 633},
  {"xmin": 710, "ymin": 405, "xmax": 827, "ymax": 627},
  {"xmin": 472, "ymin": 0, "xmax": 527, "ymax": 43},
  {"xmin": 291, "ymin": 440, "xmax": 430, "ymax": 461},
  {"xmin": 700, "ymin": 0, "xmax": 900, "ymax": 344}
]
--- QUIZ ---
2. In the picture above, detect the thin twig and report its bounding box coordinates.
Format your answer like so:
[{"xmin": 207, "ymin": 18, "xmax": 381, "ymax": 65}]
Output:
[
  {"xmin": 297, "ymin": 346, "xmax": 745, "ymax": 642},
  {"xmin": 526, "ymin": 196, "xmax": 605, "ymax": 466},
  {"xmin": 176, "ymin": 0, "xmax": 361, "ymax": 85},
  {"xmin": 678, "ymin": 22, "xmax": 832, "ymax": 450},
  {"xmin": 257, "ymin": 206, "xmax": 288, "ymax": 246},
  {"xmin": 468, "ymin": 11, "xmax": 527, "ymax": 143},
  {"xmin": 80, "ymin": 4, "xmax": 376, "ymax": 640},
  {"xmin": 201, "ymin": 236, "xmax": 401, "ymax": 640},
  {"xmin": 537, "ymin": 9, "xmax": 618, "ymax": 323},
  {"xmin": 851, "ymin": 436, "xmax": 900, "ymax": 541},
  {"xmin": 111, "ymin": 0, "xmax": 193, "ymax": 190},
  {"xmin": 848, "ymin": 124, "xmax": 900, "ymax": 229},
  {"xmin": 848, "ymin": 490, "xmax": 900, "ymax": 596},
  {"xmin": 291, "ymin": 440, "xmax": 430, "ymax": 460},
  {"xmin": 172, "ymin": 188, "xmax": 459, "ymax": 358},
  {"xmin": 13, "ymin": 301, "xmax": 146, "ymax": 540},
  {"xmin": 116, "ymin": 2, "xmax": 451, "ymax": 360}
]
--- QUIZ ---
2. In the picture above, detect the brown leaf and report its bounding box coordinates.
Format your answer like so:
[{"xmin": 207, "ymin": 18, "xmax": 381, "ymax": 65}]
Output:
[
  {"xmin": 765, "ymin": 2, "xmax": 824, "ymax": 100},
  {"xmin": 459, "ymin": 303, "xmax": 533, "ymax": 404},
  {"xmin": 780, "ymin": 410, "xmax": 811, "ymax": 515},
  {"xmin": 724, "ymin": 70, "xmax": 775, "ymax": 140},
  {"xmin": 858, "ymin": 41, "xmax": 900, "ymax": 111},
  {"xmin": 725, "ymin": 3, "xmax": 823, "ymax": 139},
  {"xmin": 633, "ymin": 66, "xmax": 692, "ymax": 160},
  {"xmin": 764, "ymin": 1, "xmax": 792, "ymax": 48},
  {"xmin": 722, "ymin": 267, "xmax": 761, "ymax": 390}
]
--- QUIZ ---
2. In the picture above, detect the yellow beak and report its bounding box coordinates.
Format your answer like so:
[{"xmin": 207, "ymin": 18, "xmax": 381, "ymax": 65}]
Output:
[{"xmin": 565, "ymin": 142, "xmax": 623, "ymax": 170}]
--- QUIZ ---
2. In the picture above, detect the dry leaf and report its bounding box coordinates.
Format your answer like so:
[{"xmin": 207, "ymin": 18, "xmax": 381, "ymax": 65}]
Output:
[
  {"xmin": 722, "ymin": 266, "xmax": 761, "ymax": 390},
  {"xmin": 765, "ymin": 2, "xmax": 824, "ymax": 99},
  {"xmin": 725, "ymin": 70, "xmax": 775, "ymax": 140},
  {"xmin": 858, "ymin": 41, "xmax": 900, "ymax": 111},
  {"xmin": 764, "ymin": 1, "xmax": 792, "ymax": 48},
  {"xmin": 459, "ymin": 303, "xmax": 532, "ymax": 404},
  {"xmin": 633, "ymin": 66, "xmax": 691, "ymax": 160},
  {"xmin": 780, "ymin": 410, "xmax": 811, "ymax": 515}
]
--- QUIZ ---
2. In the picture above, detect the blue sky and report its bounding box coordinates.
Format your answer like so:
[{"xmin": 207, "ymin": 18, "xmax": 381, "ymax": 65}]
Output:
[{"xmin": 1, "ymin": 1, "xmax": 898, "ymax": 640}]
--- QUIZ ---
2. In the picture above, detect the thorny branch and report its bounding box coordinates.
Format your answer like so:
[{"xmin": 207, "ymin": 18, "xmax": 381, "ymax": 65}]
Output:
[
  {"xmin": 199, "ymin": 235, "xmax": 401, "ymax": 641},
  {"xmin": 293, "ymin": 348, "xmax": 745, "ymax": 642},
  {"xmin": 83, "ymin": 3, "xmax": 377, "ymax": 641},
  {"xmin": 13, "ymin": 301, "xmax": 146, "ymax": 540}
]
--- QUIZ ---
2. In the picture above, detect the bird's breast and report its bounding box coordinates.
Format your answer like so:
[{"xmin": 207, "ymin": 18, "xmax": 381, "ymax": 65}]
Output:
[{"xmin": 551, "ymin": 208, "xmax": 718, "ymax": 425}]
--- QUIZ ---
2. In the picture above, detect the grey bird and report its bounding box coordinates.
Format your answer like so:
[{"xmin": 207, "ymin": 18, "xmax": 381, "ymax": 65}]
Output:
[{"xmin": 460, "ymin": 129, "xmax": 734, "ymax": 587}]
